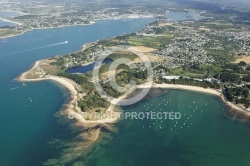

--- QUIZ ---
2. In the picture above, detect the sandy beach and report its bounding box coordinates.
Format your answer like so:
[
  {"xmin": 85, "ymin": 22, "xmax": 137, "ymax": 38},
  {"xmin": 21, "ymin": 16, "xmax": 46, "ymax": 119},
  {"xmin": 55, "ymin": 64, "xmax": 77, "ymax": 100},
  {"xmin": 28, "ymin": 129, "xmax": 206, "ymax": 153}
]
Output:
[
  {"xmin": 17, "ymin": 59, "xmax": 250, "ymax": 127},
  {"xmin": 138, "ymin": 84, "xmax": 221, "ymax": 96},
  {"xmin": 17, "ymin": 60, "xmax": 120, "ymax": 125},
  {"xmin": 16, "ymin": 59, "xmax": 250, "ymax": 160},
  {"xmin": 138, "ymin": 83, "xmax": 249, "ymax": 115}
]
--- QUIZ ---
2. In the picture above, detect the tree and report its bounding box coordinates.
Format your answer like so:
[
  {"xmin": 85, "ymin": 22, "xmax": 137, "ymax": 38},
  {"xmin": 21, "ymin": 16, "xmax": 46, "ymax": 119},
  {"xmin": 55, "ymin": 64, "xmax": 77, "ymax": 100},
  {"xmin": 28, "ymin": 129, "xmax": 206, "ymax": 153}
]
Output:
[
  {"xmin": 242, "ymin": 75, "xmax": 250, "ymax": 82},
  {"xmin": 238, "ymin": 61, "xmax": 247, "ymax": 66},
  {"xmin": 220, "ymin": 72, "xmax": 241, "ymax": 83}
]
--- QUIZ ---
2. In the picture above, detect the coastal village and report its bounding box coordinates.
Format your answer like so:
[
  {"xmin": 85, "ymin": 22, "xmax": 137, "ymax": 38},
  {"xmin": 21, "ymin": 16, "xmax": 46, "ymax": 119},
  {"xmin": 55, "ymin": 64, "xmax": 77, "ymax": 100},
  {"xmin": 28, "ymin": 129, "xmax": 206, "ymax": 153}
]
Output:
[
  {"xmin": 12, "ymin": 9, "xmax": 153, "ymax": 32},
  {"xmin": 2, "ymin": 0, "xmax": 250, "ymax": 118},
  {"xmin": 0, "ymin": 1, "xmax": 155, "ymax": 36},
  {"xmin": 2, "ymin": 0, "xmax": 250, "ymax": 165},
  {"xmin": 21, "ymin": 14, "xmax": 250, "ymax": 118}
]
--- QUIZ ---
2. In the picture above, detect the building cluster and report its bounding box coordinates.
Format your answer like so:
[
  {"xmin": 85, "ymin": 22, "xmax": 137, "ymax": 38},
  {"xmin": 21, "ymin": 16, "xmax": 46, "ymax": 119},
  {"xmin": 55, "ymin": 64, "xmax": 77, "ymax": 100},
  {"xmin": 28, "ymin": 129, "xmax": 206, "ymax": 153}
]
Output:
[
  {"xmin": 206, "ymin": 30, "xmax": 250, "ymax": 54},
  {"xmin": 136, "ymin": 20, "xmax": 250, "ymax": 69},
  {"xmin": 162, "ymin": 75, "xmax": 220, "ymax": 83},
  {"xmin": 157, "ymin": 27, "xmax": 214, "ymax": 68},
  {"xmin": 14, "ymin": 16, "xmax": 91, "ymax": 31},
  {"xmin": 224, "ymin": 31, "xmax": 250, "ymax": 54},
  {"xmin": 0, "ymin": 1, "xmax": 22, "ymax": 12},
  {"xmin": 88, "ymin": 8, "xmax": 153, "ymax": 20},
  {"xmin": 7, "ymin": 6, "xmax": 154, "ymax": 32},
  {"xmin": 62, "ymin": 48, "xmax": 113, "ymax": 68}
]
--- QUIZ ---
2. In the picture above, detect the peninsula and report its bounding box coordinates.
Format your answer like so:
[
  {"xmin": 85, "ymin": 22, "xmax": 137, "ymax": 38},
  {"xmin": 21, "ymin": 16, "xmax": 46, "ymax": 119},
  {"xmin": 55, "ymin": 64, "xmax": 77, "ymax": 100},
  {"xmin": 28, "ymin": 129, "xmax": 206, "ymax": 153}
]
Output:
[
  {"xmin": 0, "ymin": 0, "xmax": 157, "ymax": 39},
  {"xmin": 12, "ymin": 0, "xmax": 250, "ymax": 165},
  {"xmin": 17, "ymin": 3, "xmax": 250, "ymax": 124},
  {"xmin": 18, "ymin": 12, "xmax": 250, "ymax": 124}
]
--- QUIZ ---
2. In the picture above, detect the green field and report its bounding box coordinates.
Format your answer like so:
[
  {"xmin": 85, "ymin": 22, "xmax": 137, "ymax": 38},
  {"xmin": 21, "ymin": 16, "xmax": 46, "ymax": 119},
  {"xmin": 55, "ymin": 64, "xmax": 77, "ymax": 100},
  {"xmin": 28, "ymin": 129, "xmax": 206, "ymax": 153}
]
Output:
[
  {"xmin": 107, "ymin": 51, "xmax": 138, "ymax": 61},
  {"xmin": 127, "ymin": 34, "xmax": 174, "ymax": 49},
  {"xmin": 168, "ymin": 68, "xmax": 206, "ymax": 78}
]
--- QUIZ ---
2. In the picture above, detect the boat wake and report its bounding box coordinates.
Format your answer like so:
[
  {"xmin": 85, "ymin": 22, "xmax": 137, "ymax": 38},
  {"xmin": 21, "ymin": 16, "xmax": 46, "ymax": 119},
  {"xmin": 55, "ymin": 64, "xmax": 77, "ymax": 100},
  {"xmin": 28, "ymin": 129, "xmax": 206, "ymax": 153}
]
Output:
[
  {"xmin": 10, "ymin": 87, "xmax": 22, "ymax": 91},
  {"xmin": 46, "ymin": 41, "xmax": 68, "ymax": 47},
  {"xmin": 4, "ymin": 41, "xmax": 69, "ymax": 57},
  {"xmin": 10, "ymin": 83, "xmax": 27, "ymax": 91},
  {"xmin": 20, "ymin": 41, "xmax": 69, "ymax": 52}
]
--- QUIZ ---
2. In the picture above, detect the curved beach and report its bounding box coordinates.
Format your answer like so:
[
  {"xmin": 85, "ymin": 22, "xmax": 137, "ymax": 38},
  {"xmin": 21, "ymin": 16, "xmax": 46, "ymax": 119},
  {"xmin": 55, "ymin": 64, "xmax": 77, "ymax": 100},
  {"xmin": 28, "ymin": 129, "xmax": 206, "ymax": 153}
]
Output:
[
  {"xmin": 16, "ymin": 58, "xmax": 250, "ymax": 165},
  {"xmin": 17, "ymin": 59, "xmax": 250, "ymax": 126},
  {"xmin": 17, "ymin": 60, "xmax": 120, "ymax": 125},
  {"xmin": 138, "ymin": 83, "xmax": 249, "ymax": 115}
]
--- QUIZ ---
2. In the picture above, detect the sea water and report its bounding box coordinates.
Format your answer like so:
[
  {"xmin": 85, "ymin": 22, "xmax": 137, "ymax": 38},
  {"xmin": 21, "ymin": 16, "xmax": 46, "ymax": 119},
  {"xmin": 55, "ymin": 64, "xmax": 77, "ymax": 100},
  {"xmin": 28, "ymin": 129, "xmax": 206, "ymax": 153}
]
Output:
[
  {"xmin": 0, "ymin": 11, "xmax": 22, "ymax": 27},
  {"xmin": 0, "ymin": 18, "xmax": 154, "ymax": 166},
  {"xmin": 85, "ymin": 90, "xmax": 250, "ymax": 166}
]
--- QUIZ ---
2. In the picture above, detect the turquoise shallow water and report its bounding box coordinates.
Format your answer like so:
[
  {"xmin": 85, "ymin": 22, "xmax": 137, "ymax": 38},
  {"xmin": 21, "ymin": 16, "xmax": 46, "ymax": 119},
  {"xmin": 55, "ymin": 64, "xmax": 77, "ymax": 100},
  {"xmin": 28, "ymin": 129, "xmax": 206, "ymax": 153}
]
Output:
[
  {"xmin": 0, "ymin": 81, "xmax": 69, "ymax": 165},
  {"xmin": 1, "ymin": 17, "xmax": 250, "ymax": 166},
  {"xmin": 85, "ymin": 90, "xmax": 250, "ymax": 166},
  {"xmin": 0, "ymin": 18, "xmax": 154, "ymax": 166}
]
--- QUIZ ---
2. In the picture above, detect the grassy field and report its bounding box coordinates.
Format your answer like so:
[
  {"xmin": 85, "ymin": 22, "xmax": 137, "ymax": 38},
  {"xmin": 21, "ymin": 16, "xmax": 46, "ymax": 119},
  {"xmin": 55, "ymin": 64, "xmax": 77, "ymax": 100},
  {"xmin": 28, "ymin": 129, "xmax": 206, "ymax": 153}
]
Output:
[
  {"xmin": 168, "ymin": 68, "xmax": 205, "ymax": 78},
  {"xmin": 107, "ymin": 51, "xmax": 138, "ymax": 61},
  {"xmin": 41, "ymin": 60, "xmax": 61, "ymax": 75},
  {"xmin": 126, "ymin": 35, "xmax": 174, "ymax": 49}
]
